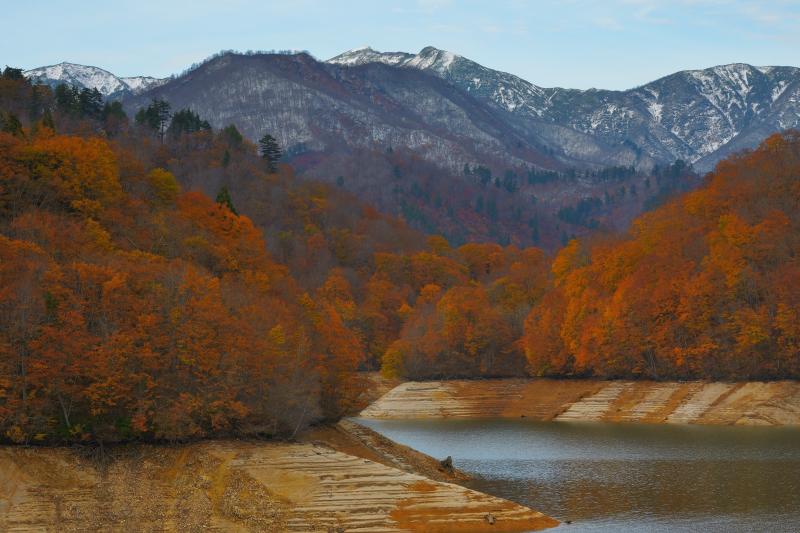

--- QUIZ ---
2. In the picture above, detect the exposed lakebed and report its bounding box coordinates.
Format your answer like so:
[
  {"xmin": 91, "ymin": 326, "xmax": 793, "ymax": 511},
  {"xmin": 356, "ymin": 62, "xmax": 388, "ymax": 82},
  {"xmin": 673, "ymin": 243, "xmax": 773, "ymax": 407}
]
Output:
[{"xmin": 356, "ymin": 417, "xmax": 800, "ymax": 532}]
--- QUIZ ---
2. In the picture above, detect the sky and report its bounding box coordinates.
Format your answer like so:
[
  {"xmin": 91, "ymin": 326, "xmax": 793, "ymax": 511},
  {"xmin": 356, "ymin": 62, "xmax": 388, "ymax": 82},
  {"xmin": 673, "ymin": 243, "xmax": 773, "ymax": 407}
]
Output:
[{"xmin": 4, "ymin": 0, "xmax": 800, "ymax": 90}]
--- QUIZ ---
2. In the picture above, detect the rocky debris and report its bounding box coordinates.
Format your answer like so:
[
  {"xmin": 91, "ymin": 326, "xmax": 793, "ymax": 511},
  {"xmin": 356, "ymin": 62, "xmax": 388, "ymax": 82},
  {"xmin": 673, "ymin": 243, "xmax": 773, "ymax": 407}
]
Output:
[
  {"xmin": 303, "ymin": 419, "xmax": 471, "ymax": 484},
  {"xmin": 439, "ymin": 456, "xmax": 453, "ymax": 473}
]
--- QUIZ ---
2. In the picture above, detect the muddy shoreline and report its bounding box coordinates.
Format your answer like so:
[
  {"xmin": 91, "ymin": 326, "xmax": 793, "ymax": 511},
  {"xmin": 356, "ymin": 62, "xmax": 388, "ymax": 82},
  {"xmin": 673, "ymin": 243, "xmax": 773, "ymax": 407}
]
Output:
[{"xmin": 7, "ymin": 377, "xmax": 795, "ymax": 531}]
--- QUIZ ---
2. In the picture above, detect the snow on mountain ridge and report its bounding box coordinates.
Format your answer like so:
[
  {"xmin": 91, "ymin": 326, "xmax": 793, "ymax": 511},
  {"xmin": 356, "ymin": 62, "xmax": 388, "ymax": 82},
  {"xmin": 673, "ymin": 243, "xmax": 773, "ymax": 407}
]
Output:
[
  {"xmin": 330, "ymin": 46, "xmax": 558, "ymax": 116},
  {"xmin": 23, "ymin": 51, "xmax": 800, "ymax": 172},
  {"xmin": 327, "ymin": 47, "xmax": 413, "ymax": 67},
  {"xmin": 24, "ymin": 62, "xmax": 165, "ymax": 96},
  {"xmin": 329, "ymin": 46, "xmax": 460, "ymax": 74},
  {"xmin": 121, "ymin": 76, "xmax": 167, "ymax": 92},
  {"xmin": 328, "ymin": 47, "xmax": 800, "ymax": 168}
]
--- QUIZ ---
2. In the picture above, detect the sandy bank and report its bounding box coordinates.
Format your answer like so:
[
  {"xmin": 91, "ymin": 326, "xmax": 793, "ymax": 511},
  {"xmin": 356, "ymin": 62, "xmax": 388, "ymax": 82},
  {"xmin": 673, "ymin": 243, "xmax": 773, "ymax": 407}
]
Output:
[
  {"xmin": 0, "ymin": 422, "xmax": 557, "ymax": 532},
  {"xmin": 360, "ymin": 379, "xmax": 800, "ymax": 425}
]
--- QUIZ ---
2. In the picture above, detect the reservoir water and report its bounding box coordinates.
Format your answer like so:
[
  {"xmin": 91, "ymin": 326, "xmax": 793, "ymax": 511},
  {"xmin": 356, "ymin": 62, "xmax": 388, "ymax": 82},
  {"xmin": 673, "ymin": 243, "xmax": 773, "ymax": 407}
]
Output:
[{"xmin": 356, "ymin": 418, "xmax": 800, "ymax": 532}]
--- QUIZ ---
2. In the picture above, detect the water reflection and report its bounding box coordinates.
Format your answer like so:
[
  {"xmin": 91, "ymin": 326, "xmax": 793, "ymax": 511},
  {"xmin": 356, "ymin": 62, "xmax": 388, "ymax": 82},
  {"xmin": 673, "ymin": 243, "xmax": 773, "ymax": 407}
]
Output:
[{"xmin": 356, "ymin": 418, "xmax": 800, "ymax": 532}]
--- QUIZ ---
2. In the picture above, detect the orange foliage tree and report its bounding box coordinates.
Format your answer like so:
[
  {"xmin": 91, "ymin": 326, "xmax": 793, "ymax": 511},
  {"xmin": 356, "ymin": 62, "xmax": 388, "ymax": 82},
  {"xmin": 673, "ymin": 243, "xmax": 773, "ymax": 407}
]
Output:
[{"xmin": 524, "ymin": 131, "xmax": 800, "ymax": 380}]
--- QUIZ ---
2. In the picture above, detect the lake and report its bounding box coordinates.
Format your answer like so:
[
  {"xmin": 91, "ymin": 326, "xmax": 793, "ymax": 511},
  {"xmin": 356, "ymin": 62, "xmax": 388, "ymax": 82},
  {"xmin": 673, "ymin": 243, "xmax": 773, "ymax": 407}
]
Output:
[{"xmin": 356, "ymin": 418, "xmax": 800, "ymax": 532}]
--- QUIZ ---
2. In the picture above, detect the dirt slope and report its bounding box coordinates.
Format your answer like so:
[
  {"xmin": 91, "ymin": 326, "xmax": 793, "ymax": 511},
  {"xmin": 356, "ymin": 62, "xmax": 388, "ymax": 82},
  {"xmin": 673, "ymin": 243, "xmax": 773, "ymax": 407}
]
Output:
[
  {"xmin": 0, "ymin": 426, "xmax": 557, "ymax": 532},
  {"xmin": 361, "ymin": 379, "xmax": 800, "ymax": 425}
]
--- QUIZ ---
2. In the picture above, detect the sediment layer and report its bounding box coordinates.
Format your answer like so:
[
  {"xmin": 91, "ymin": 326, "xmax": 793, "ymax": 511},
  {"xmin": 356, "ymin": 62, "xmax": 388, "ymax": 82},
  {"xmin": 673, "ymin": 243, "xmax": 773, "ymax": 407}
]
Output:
[
  {"xmin": 0, "ymin": 425, "xmax": 557, "ymax": 532},
  {"xmin": 360, "ymin": 379, "xmax": 800, "ymax": 426}
]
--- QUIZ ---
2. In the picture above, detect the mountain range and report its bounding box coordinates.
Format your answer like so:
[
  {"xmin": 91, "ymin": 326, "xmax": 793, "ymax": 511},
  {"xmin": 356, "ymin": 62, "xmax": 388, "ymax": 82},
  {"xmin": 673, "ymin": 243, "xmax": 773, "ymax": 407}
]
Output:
[
  {"xmin": 20, "ymin": 48, "xmax": 799, "ymax": 247},
  {"xmin": 24, "ymin": 62, "xmax": 166, "ymax": 99},
  {"xmin": 26, "ymin": 48, "xmax": 800, "ymax": 173},
  {"xmin": 327, "ymin": 46, "xmax": 800, "ymax": 172}
]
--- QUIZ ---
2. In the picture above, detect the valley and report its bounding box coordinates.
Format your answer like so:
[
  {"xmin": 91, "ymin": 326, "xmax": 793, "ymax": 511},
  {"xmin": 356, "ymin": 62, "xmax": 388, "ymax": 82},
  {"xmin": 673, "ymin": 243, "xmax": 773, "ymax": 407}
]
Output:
[{"xmin": 3, "ymin": 10, "xmax": 800, "ymax": 529}]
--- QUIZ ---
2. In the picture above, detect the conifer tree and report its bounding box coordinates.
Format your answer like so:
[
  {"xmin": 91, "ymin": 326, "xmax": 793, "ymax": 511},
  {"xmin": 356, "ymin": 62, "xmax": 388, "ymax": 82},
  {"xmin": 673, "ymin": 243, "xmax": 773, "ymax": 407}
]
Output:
[
  {"xmin": 54, "ymin": 84, "xmax": 79, "ymax": 113},
  {"xmin": 221, "ymin": 124, "xmax": 243, "ymax": 147},
  {"xmin": 259, "ymin": 133, "xmax": 282, "ymax": 173},
  {"xmin": 215, "ymin": 185, "xmax": 237, "ymax": 215},
  {"xmin": 0, "ymin": 111, "xmax": 23, "ymax": 137},
  {"xmin": 2, "ymin": 66, "xmax": 24, "ymax": 80},
  {"xmin": 135, "ymin": 98, "xmax": 171, "ymax": 142},
  {"xmin": 41, "ymin": 109, "xmax": 55, "ymax": 131},
  {"xmin": 102, "ymin": 101, "xmax": 127, "ymax": 122},
  {"xmin": 168, "ymin": 108, "xmax": 210, "ymax": 137},
  {"xmin": 78, "ymin": 88, "xmax": 103, "ymax": 119}
]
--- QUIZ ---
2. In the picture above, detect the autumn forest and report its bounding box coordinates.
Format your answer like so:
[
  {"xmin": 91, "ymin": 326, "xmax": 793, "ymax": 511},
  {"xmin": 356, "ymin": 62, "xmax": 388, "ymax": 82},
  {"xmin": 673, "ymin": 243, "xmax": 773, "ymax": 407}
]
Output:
[{"xmin": 2, "ymin": 68, "xmax": 800, "ymax": 445}]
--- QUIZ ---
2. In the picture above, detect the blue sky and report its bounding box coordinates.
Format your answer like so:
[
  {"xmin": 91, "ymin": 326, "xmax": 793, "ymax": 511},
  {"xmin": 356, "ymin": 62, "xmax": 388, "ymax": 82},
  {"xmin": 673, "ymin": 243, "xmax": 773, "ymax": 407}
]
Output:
[{"xmin": 4, "ymin": 0, "xmax": 800, "ymax": 90}]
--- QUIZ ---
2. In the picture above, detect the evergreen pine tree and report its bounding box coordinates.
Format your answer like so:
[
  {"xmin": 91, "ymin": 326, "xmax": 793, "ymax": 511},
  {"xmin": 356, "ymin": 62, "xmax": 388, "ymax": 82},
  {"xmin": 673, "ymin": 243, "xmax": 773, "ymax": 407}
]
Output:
[
  {"xmin": 134, "ymin": 107, "xmax": 149, "ymax": 127},
  {"xmin": 41, "ymin": 109, "xmax": 55, "ymax": 131},
  {"xmin": 2, "ymin": 66, "xmax": 24, "ymax": 80},
  {"xmin": 153, "ymin": 99, "xmax": 171, "ymax": 143},
  {"xmin": 215, "ymin": 186, "xmax": 237, "ymax": 215},
  {"xmin": 135, "ymin": 98, "xmax": 171, "ymax": 143},
  {"xmin": 221, "ymin": 124, "xmax": 243, "ymax": 147},
  {"xmin": 259, "ymin": 133, "xmax": 282, "ymax": 173},
  {"xmin": 55, "ymin": 84, "xmax": 79, "ymax": 114},
  {"xmin": 28, "ymin": 85, "xmax": 43, "ymax": 122},
  {"xmin": 102, "ymin": 101, "xmax": 127, "ymax": 122},
  {"xmin": 78, "ymin": 88, "xmax": 104, "ymax": 119},
  {"xmin": 0, "ymin": 111, "xmax": 24, "ymax": 137},
  {"xmin": 168, "ymin": 109, "xmax": 210, "ymax": 137}
]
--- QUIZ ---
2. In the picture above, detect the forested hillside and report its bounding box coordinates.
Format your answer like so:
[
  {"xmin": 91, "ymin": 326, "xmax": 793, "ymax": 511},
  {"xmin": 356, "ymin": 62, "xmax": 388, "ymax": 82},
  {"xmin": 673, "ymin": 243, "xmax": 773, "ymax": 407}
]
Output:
[
  {"xmin": 1, "ymin": 68, "xmax": 799, "ymax": 445},
  {"xmin": 0, "ymin": 69, "xmax": 551, "ymax": 443},
  {"xmin": 123, "ymin": 51, "xmax": 699, "ymax": 249},
  {"xmin": 0, "ymin": 70, "xmax": 375, "ymax": 444},
  {"xmin": 524, "ymin": 132, "xmax": 800, "ymax": 380}
]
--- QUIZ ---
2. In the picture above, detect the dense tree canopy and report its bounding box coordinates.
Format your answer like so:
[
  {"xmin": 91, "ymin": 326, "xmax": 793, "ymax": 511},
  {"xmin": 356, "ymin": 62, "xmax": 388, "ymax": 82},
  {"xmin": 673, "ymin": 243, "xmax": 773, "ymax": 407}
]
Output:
[
  {"xmin": 1, "ymin": 69, "xmax": 798, "ymax": 445},
  {"xmin": 523, "ymin": 132, "xmax": 800, "ymax": 380},
  {"xmin": 259, "ymin": 133, "xmax": 282, "ymax": 173}
]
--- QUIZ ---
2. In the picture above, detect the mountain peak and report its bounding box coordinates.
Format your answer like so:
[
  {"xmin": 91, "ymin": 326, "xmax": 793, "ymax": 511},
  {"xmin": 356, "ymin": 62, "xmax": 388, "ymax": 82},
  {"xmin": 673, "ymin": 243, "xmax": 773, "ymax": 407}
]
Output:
[
  {"xmin": 327, "ymin": 46, "xmax": 411, "ymax": 67},
  {"xmin": 327, "ymin": 45, "xmax": 460, "ymax": 73},
  {"xmin": 405, "ymin": 46, "xmax": 459, "ymax": 72},
  {"xmin": 24, "ymin": 62, "xmax": 165, "ymax": 97},
  {"xmin": 418, "ymin": 45, "xmax": 442, "ymax": 55}
]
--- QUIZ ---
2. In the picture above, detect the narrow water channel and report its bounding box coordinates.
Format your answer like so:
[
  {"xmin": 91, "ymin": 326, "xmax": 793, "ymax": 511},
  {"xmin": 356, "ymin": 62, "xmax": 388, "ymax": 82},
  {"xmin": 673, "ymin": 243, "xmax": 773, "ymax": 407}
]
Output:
[{"xmin": 356, "ymin": 418, "xmax": 800, "ymax": 532}]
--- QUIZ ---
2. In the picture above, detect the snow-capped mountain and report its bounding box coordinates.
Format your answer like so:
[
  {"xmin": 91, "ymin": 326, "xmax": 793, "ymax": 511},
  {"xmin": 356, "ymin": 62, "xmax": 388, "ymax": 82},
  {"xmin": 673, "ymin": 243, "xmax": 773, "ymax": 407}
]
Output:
[
  {"xmin": 327, "ymin": 46, "xmax": 414, "ymax": 67},
  {"xmin": 329, "ymin": 46, "xmax": 556, "ymax": 116},
  {"xmin": 123, "ymin": 51, "xmax": 692, "ymax": 249},
  {"xmin": 28, "ymin": 50, "xmax": 800, "ymax": 171},
  {"xmin": 18, "ymin": 49, "xmax": 797, "ymax": 247},
  {"xmin": 120, "ymin": 75, "xmax": 165, "ymax": 93},
  {"xmin": 24, "ymin": 62, "xmax": 165, "ymax": 98},
  {"xmin": 328, "ymin": 47, "xmax": 800, "ymax": 170}
]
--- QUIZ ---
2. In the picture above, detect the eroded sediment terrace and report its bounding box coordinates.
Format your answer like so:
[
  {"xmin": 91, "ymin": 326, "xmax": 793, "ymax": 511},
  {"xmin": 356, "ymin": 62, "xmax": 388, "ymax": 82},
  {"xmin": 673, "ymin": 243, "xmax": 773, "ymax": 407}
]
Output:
[
  {"xmin": 0, "ymin": 431, "xmax": 558, "ymax": 532},
  {"xmin": 360, "ymin": 379, "xmax": 800, "ymax": 425}
]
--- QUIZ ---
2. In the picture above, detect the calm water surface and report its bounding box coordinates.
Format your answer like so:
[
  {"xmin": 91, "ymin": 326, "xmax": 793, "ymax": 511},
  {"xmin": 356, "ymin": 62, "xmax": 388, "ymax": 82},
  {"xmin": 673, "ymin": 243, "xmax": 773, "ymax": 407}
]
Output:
[{"xmin": 356, "ymin": 418, "xmax": 800, "ymax": 532}]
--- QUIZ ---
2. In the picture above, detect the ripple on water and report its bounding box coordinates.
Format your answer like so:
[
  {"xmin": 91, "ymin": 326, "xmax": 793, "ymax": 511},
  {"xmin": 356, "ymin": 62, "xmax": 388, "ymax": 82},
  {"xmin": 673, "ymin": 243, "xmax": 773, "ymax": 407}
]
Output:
[{"xmin": 355, "ymin": 418, "xmax": 800, "ymax": 532}]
